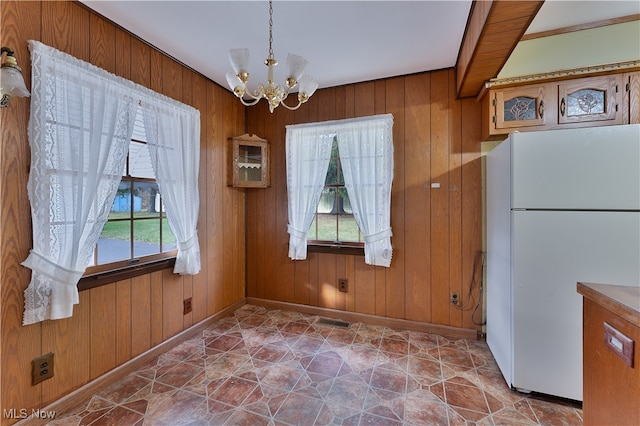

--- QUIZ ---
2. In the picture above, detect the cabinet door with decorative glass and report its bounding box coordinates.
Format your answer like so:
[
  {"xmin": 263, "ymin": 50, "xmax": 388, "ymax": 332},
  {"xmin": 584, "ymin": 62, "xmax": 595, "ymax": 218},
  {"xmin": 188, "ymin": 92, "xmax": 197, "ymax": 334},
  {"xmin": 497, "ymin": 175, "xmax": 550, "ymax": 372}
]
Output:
[
  {"xmin": 558, "ymin": 75, "xmax": 623, "ymax": 125},
  {"xmin": 494, "ymin": 83, "xmax": 552, "ymax": 131}
]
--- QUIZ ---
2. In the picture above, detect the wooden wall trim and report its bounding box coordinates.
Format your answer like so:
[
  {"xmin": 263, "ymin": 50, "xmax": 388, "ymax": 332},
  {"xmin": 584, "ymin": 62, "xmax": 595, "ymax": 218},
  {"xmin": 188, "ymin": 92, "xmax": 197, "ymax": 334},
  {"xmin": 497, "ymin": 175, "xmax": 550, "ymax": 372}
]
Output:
[
  {"xmin": 14, "ymin": 299, "xmax": 246, "ymax": 426},
  {"xmin": 247, "ymin": 297, "xmax": 479, "ymax": 341},
  {"xmin": 74, "ymin": 0, "xmax": 226, "ymax": 92},
  {"xmin": 521, "ymin": 13, "xmax": 640, "ymax": 41}
]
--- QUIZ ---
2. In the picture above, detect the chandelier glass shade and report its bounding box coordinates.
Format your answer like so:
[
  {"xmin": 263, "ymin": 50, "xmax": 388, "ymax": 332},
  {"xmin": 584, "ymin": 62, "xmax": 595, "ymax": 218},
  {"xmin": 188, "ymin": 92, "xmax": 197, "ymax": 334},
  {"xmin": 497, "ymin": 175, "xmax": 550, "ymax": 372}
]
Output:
[
  {"xmin": 1, "ymin": 47, "xmax": 30, "ymax": 108},
  {"xmin": 226, "ymin": 1, "xmax": 318, "ymax": 113}
]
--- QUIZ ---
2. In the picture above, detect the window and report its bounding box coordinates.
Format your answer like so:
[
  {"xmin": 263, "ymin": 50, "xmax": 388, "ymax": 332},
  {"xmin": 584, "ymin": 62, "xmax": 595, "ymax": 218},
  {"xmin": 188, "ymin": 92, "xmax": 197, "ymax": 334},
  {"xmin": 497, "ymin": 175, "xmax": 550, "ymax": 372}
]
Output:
[
  {"xmin": 23, "ymin": 40, "xmax": 200, "ymax": 324},
  {"xmin": 307, "ymin": 137, "xmax": 362, "ymax": 246},
  {"xmin": 85, "ymin": 110, "xmax": 176, "ymax": 275},
  {"xmin": 285, "ymin": 114, "xmax": 394, "ymax": 266}
]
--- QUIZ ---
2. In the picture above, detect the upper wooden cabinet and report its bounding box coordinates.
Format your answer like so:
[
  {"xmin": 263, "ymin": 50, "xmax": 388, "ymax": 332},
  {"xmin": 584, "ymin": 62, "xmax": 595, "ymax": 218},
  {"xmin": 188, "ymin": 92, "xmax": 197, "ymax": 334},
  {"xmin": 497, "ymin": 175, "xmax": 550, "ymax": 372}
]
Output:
[
  {"xmin": 228, "ymin": 134, "xmax": 270, "ymax": 188},
  {"xmin": 483, "ymin": 72, "xmax": 636, "ymax": 140}
]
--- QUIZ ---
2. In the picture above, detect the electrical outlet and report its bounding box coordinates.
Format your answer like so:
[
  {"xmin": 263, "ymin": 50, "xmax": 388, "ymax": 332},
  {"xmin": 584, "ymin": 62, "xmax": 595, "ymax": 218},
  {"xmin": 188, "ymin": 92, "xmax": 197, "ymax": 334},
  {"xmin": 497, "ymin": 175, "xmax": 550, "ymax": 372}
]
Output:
[
  {"xmin": 32, "ymin": 352, "xmax": 54, "ymax": 385},
  {"xmin": 338, "ymin": 278, "xmax": 348, "ymax": 293},
  {"xmin": 450, "ymin": 292, "xmax": 459, "ymax": 306},
  {"xmin": 183, "ymin": 297, "xmax": 193, "ymax": 315}
]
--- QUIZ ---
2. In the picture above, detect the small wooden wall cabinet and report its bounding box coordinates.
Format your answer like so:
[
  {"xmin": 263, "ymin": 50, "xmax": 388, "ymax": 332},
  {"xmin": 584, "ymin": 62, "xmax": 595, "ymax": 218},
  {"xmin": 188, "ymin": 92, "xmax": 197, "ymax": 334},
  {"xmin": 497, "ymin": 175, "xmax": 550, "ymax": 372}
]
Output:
[
  {"xmin": 228, "ymin": 134, "xmax": 270, "ymax": 188},
  {"xmin": 577, "ymin": 282, "xmax": 640, "ymax": 426}
]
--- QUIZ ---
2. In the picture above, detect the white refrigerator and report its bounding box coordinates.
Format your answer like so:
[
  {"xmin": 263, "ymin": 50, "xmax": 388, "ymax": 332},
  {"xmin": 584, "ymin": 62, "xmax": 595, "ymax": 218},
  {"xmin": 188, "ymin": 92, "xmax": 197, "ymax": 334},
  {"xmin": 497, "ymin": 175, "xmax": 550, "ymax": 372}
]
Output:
[{"xmin": 486, "ymin": 124, "xmax": 640, "ymax": 402}]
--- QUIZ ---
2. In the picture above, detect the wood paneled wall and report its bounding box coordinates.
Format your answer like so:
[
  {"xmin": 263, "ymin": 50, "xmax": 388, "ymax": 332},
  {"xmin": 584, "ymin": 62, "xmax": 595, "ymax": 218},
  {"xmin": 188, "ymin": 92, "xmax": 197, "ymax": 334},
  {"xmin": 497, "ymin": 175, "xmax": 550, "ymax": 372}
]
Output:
[
  {"xmin": 245, "ymin": 70, "xmax": 484, "ymax": 330},
  {"xmin": 0, "ymin": 1, "xmax": 245, "ymax": 420}
]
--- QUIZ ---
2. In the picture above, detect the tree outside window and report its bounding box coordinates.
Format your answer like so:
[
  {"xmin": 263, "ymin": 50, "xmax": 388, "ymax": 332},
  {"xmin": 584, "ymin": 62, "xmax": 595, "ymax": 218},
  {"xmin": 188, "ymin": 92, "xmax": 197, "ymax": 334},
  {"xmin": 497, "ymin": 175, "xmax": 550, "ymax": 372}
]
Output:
[{"xmin": 307, "ymin": 137, "xmax": 362, "ymax": 245}]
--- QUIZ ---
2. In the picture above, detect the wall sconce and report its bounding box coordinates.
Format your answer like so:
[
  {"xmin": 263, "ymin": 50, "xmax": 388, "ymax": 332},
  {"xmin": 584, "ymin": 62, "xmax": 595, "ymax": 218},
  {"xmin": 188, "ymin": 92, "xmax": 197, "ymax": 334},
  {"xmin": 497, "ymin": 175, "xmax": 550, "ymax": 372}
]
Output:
[{"xmin": 1, "ymin": 47, "xmax": 30, "ymax": 108}]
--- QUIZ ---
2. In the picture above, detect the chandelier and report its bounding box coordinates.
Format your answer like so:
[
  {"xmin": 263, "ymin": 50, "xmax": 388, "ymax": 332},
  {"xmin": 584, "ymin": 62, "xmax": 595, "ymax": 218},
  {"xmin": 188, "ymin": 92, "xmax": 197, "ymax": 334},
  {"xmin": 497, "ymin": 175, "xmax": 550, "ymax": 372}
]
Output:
[{"xmin": 226, "ymin": 0, "xmax": 318, "ymax": 113}]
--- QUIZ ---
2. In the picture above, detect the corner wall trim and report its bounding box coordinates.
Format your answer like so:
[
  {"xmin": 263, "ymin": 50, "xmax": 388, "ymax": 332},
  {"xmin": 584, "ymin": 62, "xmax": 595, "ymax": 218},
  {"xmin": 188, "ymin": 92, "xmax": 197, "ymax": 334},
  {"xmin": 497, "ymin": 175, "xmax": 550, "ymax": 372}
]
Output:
[
  {"xmin": 246, "ymin": 297, "xmax": 479, "ymax": 341},
  {"xmin": 17, "ymin": 298, "xmax": 247, "ymax": 426}
]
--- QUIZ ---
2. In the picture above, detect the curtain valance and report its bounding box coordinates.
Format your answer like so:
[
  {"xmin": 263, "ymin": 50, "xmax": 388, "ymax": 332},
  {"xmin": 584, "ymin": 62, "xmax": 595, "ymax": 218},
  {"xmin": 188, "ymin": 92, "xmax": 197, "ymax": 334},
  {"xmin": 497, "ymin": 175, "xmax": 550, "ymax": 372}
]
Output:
[{"xmin": 285, "ymin": 114, "xmax": 394, "ymax": 135}]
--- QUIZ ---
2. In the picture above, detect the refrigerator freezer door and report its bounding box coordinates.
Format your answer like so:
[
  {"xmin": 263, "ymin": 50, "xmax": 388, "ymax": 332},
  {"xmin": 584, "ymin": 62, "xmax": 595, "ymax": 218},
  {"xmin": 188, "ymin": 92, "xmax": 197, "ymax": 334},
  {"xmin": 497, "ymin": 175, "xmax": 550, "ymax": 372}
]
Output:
[
  {"xmin": 486, "ymin": 137, "xmax": 514, "ymax": 387},
  {"xmin": 511, "ymin": 124, "xmax": 640, "ymax": 210},
  {"xmin": 512, "ymin": 210, "xmax": 640, "ymax": 401}
]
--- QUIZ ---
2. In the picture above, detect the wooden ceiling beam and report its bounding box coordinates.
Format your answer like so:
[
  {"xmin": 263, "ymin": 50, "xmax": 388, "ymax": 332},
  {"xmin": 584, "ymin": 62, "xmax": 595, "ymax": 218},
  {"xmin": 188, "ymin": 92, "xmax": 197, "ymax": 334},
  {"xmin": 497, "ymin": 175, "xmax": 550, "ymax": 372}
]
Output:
[{"xmin": 456, "ymin": 0, "xmax": 544, "ymax": 99}]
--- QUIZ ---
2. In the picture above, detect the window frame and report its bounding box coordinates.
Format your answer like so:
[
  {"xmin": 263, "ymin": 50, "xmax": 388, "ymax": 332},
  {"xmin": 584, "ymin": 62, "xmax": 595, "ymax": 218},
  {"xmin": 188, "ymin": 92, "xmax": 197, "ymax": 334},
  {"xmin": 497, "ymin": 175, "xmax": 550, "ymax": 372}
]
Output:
[
  {"xmin": 306, "ymin": 137, "xmax": 364, "ymax": 254},
  {"xmin": 80, "ymin": 120, "xmax": 177, "ymax": 289}
]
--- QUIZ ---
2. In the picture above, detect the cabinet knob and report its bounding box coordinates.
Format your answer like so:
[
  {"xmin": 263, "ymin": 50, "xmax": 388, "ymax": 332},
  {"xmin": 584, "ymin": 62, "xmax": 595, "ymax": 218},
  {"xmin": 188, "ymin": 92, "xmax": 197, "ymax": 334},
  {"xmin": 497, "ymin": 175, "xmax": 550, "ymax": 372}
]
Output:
[
  {"xmin": 538, "ymin": 100, "xmax": 544, "ymax": 119},
  {"xmin": 560, "ymin": 97, "xmax": 566, "ymax": 116}
]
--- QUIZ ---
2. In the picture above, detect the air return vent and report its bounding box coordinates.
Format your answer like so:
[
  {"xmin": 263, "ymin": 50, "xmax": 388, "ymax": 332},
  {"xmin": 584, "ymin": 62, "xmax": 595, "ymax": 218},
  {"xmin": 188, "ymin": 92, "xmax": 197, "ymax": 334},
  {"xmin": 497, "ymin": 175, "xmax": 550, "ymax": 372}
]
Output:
[{"xmin": 317, "ymin": 318, "xmax": 350, "ymax": 328}]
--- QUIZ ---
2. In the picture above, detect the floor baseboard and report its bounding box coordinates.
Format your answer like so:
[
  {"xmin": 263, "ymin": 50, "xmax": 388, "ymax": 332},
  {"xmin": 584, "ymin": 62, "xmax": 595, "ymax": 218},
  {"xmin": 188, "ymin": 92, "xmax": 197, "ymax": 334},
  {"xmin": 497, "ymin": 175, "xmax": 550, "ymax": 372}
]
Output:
[
  {"xmin": 246, "ymin": 297, "xmax": 480, "ymax": 341},
  {"xmin": 17, "ymin": 298, "xmax": 246, "ymax": 426}
]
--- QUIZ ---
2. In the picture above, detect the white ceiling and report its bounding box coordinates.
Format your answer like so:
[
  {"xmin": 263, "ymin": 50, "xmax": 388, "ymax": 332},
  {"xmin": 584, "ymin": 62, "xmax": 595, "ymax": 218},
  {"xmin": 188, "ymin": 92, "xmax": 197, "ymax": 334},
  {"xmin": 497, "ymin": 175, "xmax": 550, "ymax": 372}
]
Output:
[{"xmin": 80, "ymin": 1, "xmax": 639, "ymax": 93}]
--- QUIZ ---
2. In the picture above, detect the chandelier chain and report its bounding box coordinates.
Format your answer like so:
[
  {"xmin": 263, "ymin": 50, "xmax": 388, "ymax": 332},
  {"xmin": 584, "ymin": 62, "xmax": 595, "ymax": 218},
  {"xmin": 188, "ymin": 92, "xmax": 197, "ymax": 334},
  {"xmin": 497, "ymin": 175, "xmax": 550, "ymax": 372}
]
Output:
[{"xmin": 268, "ymin": 0, "xmax": 274, "ymax": 60}]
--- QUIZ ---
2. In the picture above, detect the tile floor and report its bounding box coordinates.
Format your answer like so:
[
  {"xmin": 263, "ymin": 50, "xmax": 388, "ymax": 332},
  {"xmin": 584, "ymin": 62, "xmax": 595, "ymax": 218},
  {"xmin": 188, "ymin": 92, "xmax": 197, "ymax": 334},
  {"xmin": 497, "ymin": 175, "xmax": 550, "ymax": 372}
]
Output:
[{"xmin": 48, "ymin": 304, "xmax": 583, "ymax": 425}]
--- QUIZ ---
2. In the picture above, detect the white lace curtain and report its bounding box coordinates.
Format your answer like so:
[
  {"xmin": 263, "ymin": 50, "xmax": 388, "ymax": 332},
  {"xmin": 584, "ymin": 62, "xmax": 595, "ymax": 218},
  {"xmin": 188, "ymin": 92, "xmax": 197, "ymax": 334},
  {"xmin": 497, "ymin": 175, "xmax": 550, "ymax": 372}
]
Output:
[
  {"xmin": 22, "ymin": 40, "xmax": 200, "ymax": 325},
  {"xmin": 285, "ymin": 126, "xmax": 334, "ymax": 260},
  {"xmin": 142, "ymin": 104, "xmax": 201, "ymax": 274},
  {"xmin": 285, "ymin": 114, "xmax": 394, "ymax": 267}
]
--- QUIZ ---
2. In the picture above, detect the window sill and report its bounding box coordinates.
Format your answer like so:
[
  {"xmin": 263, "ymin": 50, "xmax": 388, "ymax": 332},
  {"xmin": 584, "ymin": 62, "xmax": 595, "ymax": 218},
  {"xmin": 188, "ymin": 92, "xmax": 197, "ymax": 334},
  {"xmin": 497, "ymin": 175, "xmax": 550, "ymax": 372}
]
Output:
[
  {"xmin": 78, "ymin": 257, "xmax": 176, "ymax": 291},
  {"xmin": 307, "ymin": 243, "xmax": 364, "ymax": 256}
]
